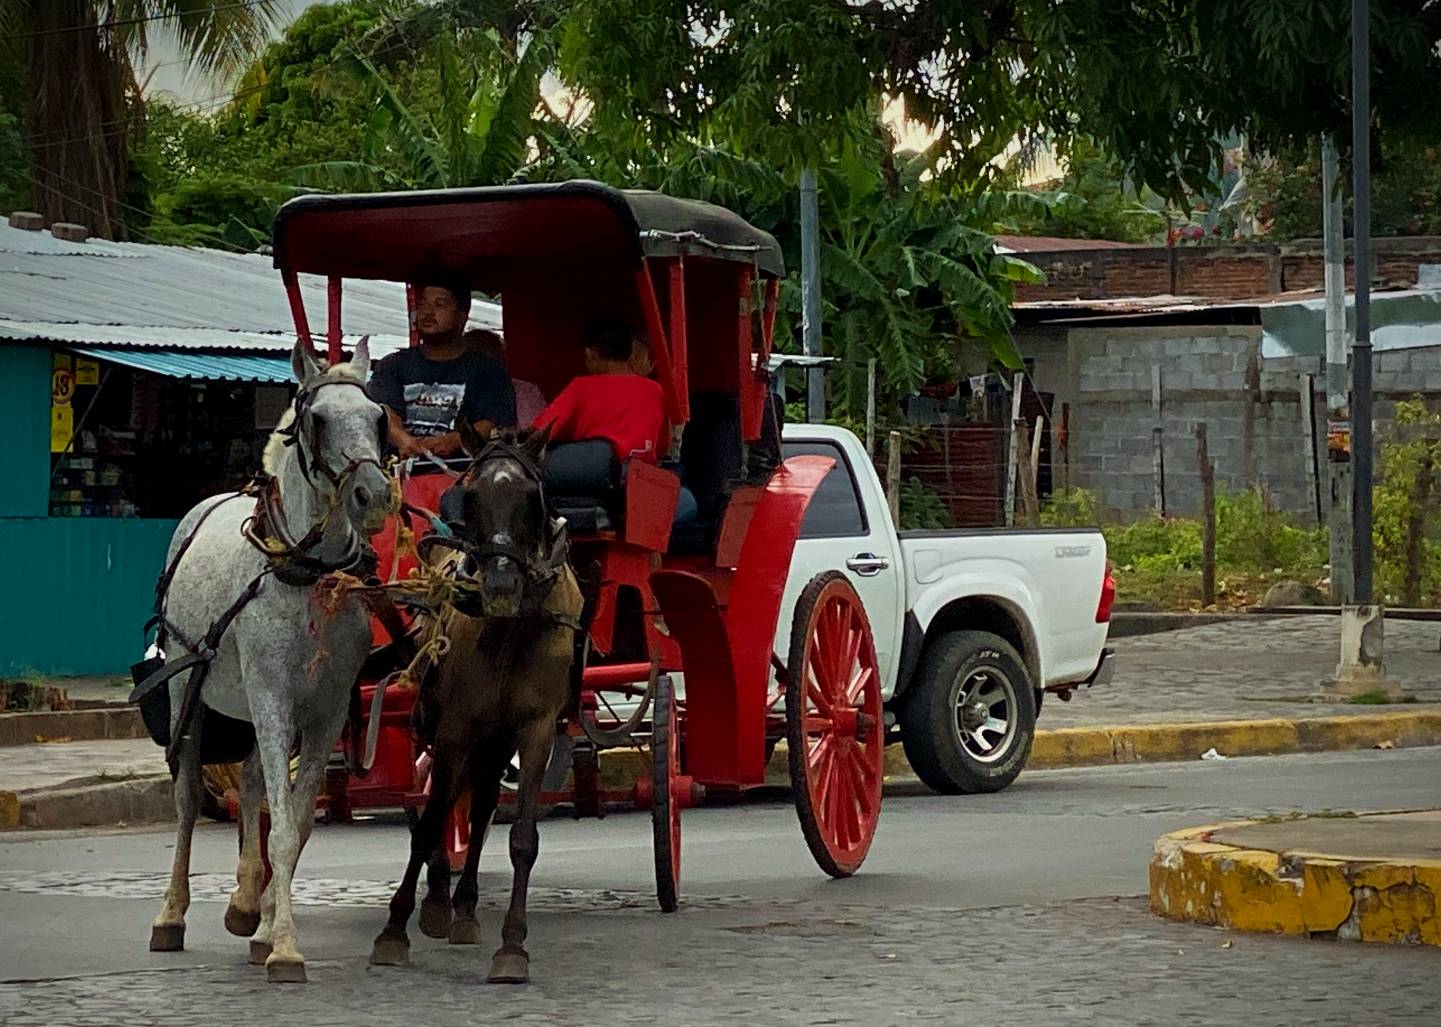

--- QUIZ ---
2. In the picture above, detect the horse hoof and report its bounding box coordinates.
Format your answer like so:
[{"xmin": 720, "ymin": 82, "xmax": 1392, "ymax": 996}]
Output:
[
  {"xmin": 149, "ymin": 923, "xmax": 184, "ymax": 952},
  {"xmin": 487, "ymin": 949, "xmax": 529, "ymax": 985},
  {"xmin": 265, "ymin": 955, "xmax": 307, "ymax": 984},
  {"xmin": 418, "ymin": 897, "xmax": 452, "ymax": 940},
  {"xmin": 448, "ymin": 917, "xmax": 481, "ymax": 946},
  {"xmin": 224, "ymin": 904, "xmax": 262, "ymax": 938},
  {"xmin": 248, "ymin": 940, "xmax": 273, "ymax": 965},
  {"xmin": 369, "ymin": 935, "xmax": 411, "ymax": 967}
]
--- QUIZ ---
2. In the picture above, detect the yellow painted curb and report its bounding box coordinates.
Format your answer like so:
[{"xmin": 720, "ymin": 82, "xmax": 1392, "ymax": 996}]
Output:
[
  {"xmin": 0, "ymin": 789, "xmax": 17, "ymax": 829},
  {"xmin": 592, "ymin": 710, "xmax": 1441, "ymax": 790},
  {"xmin": 1149, "ymin": 814, "xmax": 1441, "ymax": 947}
]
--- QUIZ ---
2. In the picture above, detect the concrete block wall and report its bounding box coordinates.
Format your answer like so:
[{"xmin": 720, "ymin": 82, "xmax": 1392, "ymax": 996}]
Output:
[{"xmin": 1035, "ymin": 326, "xmax": 1441, "ymax": 521}]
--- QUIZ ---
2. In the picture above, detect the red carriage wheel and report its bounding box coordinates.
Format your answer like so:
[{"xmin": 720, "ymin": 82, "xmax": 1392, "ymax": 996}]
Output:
[
  {"xmin": 446, "ymin": 791, "xmax": 472, "ymax": 871},
  {"xmin": 785, "ymin": 571, "xmax": 883, "ymax": 878},
  {"xmin": 651, "ymin": 673, "xmax": 681, "ymax": 912}
]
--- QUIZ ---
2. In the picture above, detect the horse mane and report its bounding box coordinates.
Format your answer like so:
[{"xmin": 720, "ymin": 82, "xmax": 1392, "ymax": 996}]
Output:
[{"xmin": 262, "ymin": 359, "xmax": 368, "ymax": 477}]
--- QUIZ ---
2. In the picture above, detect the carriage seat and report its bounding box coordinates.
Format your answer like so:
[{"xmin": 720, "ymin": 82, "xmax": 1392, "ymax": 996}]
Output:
[{"xmin": 542, "ymin": 440, "xmax": 623, "ymax": 534}]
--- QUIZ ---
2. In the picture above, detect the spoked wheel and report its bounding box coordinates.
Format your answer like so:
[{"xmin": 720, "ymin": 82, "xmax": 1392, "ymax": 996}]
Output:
[
  {"xmin": 651, "ymin": 673, "xmax": 682, "ymax": 912},
  {"xmin": 786, "ymin": 571, "xmax": 883, "ymax": 878}
]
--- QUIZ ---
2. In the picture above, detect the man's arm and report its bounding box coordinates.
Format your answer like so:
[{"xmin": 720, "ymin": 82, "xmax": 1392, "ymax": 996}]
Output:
[
  {"xmin": 420, "ymin": 419, "xmax": 495, "ymax": 458},
  {"xmin": 386, "ymin": 409, "xmax": 426, "ymax": 457}
]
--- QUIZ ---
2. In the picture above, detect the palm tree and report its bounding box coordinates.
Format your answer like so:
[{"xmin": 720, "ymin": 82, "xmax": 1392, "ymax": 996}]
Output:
[{"xmin": 0, "ymin": 1, "xmax": 280, "ymax": 238}]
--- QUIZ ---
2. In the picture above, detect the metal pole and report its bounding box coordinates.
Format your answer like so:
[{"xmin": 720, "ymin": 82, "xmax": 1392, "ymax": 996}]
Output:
[
  {"xmin": 1352, "ymin": 0, "xmax": 1374, "ymax": 602},
  {"xmin": 800, "ymin": 167, "xmax": 824, "ymax": 422},
  {"xmin": 1322, "ymin": 134, "xmax": 1355, "ymax": 602}
]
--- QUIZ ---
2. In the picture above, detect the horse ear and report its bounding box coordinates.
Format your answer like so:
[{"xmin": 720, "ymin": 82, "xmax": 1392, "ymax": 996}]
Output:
[
  {"xmin": 457, "ymin": 417, "xmax": 487, "ymax": 456},
  {"xmin": 291, "ymin": 338, "xmax": 323, "ymax": 385},
  {"xmin": 521, "ymin": 423, "xmax": 551, "ymax": 462},
  {"xmin": 349, "ymin": 335, "xmax": 371, "ymax": 380}
]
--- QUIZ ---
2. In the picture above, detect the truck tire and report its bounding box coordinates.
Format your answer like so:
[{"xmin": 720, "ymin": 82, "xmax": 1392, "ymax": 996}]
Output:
[{"xmin": 899, "ymin": 630, "xmax": 1036, "ymax": 794}]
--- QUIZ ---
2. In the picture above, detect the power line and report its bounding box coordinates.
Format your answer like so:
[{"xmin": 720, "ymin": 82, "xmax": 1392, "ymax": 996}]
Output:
[{"xmin": 4, "ymin": 1, "xmax": 275, "ymax": 42}]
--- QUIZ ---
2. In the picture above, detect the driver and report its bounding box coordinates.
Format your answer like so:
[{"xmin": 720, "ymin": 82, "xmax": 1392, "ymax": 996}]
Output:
[{"xmin": 369, "ymin": 274, "xmax": 516, "ymax": 459}]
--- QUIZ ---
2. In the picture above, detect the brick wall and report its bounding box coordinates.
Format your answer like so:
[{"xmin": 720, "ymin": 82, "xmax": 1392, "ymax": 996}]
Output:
[{"xmin": 1013, "ymin": 237, "xmax": 1441, "ymax": 303}]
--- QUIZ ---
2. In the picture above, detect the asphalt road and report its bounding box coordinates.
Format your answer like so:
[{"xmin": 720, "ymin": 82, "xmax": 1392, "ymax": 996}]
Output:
[{"xmin": 1, "ymin": 748, "xmax": 1438, "ymax": 1025}]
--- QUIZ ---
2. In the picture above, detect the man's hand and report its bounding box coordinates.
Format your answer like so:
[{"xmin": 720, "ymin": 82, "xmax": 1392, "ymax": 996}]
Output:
[
  {"xmin": 397, "ymin": 433, "xmax": 429, "ymax": 458},
  {"xmin": 422, "ymin": 433, "xmax": 462, "ymax": 458}
]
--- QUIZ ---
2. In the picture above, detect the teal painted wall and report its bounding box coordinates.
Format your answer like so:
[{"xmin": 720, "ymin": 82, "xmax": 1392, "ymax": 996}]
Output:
[
  {"xmin": 0, "ymin": 518, "xmax": 178, "ymax": 677},
  {"xmin": 0, "ymin": 345, "xmax": 52, "ymax": 517}
]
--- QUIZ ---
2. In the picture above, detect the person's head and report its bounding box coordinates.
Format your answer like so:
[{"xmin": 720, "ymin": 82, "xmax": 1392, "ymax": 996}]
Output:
[
  {"xmin": 412, "ymin": 273, "xmax": 471, "ymax": 343},
  {"xmin": 464, "ymin": 328, "xmax": 506, "ymax": 365},
  {"xmin": 583, "ymin": 317, "xmax": 638, "ymax": 373}
]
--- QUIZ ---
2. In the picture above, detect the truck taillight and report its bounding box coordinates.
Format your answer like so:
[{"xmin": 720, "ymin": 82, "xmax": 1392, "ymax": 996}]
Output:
[{"xmin": 1095, "ymin": 561, "xmax": 1116, "ymax": 624}]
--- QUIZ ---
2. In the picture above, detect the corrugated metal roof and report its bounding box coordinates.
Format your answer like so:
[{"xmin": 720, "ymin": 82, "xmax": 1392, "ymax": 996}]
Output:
[
  {"xmin": 2, "ymin": 320, "xmax": 412, "ymax": 358},
  {"xmin": 0, "ymin": 224, "xmax": 501, "ymax": 353},
  {"xmin": 74, "ymin": 346, "xmax": 293, "ymax": 383}
]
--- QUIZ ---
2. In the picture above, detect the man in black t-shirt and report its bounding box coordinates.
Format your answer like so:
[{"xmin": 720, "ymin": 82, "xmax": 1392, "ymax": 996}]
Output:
[{"xmin": 369, "ymin": 276, "xmax": 516, "ymax": 459}]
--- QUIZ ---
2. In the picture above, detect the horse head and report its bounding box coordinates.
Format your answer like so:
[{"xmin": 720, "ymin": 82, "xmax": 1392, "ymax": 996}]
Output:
[
  {"xmin": 450, "ymin": 422, "xmax": 554, "ymax": 618},
  {"xmin": 273, "ymin": 337, "xmax": 395, "ymax": 539}
]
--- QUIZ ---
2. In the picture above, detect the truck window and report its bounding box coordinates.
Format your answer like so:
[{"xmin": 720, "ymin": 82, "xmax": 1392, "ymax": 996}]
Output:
[{"xmin": 784, "ymin": 440, "xmax": 868, "ymax": 538}]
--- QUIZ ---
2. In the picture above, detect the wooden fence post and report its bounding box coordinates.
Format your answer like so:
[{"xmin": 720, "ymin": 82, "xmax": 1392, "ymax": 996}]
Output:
[
  {"xmin": 864, "ymin": 358, "xmax": 877, "ymax": 459},
  {"xmin": 1003, "ymin": 372, "xmax": 1023, "ymax": 526},
  {"xmin": 1196, "ymin": 423, "xmax": 1216, "ymax": 606},
  {"xmin": 1152, "ymin": 364, "xmax": 1166, "ymax": 515},
  {"xmin": 1300, "ymin": 372, "xmax": 1322, "ymax": 525},
  {"xmin": 886, "ymin": 430, "xmax": 902, "ymax": 526},
  {"xmin": 1016, "ymin": 418, "xmax": 1041, "ymax": 526}
]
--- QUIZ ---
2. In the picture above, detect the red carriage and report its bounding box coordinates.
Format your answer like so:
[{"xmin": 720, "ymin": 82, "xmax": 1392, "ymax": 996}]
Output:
[{"xmin": 270, "ymin": 181, "xmax": 884, "ymax": 907}]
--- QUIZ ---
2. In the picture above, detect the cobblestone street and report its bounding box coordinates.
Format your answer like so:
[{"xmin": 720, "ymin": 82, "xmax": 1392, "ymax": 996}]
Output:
[
  {"xmin": 2, "ymin": 894, "xmax": 1438, "ymax": 1027},
  {"xmin": 2, "ymin": 749, "xmax": 1438, "ymax": 1025}
]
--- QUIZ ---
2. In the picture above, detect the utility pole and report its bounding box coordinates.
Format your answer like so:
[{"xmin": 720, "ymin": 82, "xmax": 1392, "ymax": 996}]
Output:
[
  {"xmin": 1321, "ymin": 135, "xmax": 1354, "ymax": 602},
  {"xmin": 1351, "ymin": 0, "xmax": 1374, "ymax": 603},
  {"xmin": 1325, "ymin": 0, "xmax": 1403, "ymax": 700},
  {"xmin": 800, "ymin": 168, "xmax": 825, "ymax": 422}
]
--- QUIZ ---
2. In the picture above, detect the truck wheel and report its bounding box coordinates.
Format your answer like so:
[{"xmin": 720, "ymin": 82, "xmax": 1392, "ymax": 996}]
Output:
[{"xmin": 899, "ymin": 630, "xmax": 1036, "ymax": 794}]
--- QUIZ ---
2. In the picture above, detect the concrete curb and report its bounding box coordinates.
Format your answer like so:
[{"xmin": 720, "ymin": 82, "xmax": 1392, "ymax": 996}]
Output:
[
  {"xmin": 0, "ymin": 707, "xmax": 144, "ymax": 747},
  {"xmin": 0, "ymin": 774, "xmax": 172, "ymax": 830},
  {"xmin": 1149, "ymin": 814, "xmax": 1441, "ymax": 947},
  {"xmin": 3, "ymin": 711, "xmax": 1436, "ymax": 832}
]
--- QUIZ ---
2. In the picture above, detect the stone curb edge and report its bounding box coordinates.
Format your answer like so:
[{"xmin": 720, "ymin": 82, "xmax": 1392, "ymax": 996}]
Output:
[
  {"xmin": 3, "ymin": 711, "xmax": 1436, "ymax": 831},
  {"xmin": 0, "ymin": 707, "xmax": 144, "ymax": 748},
  {"xmin": 1148, "ymin": 815, "xmax": 1441, "ymax": 947}
]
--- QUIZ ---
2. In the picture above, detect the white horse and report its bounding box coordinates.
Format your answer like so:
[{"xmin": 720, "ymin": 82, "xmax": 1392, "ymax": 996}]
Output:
[{"xmin": 148, "ymin": 338, "xmax": 392, "ymax": 983}]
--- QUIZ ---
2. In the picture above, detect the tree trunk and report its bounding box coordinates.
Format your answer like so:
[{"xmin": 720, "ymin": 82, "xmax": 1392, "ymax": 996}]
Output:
[{"xmin": 26, "ymin": 0, "xmax": 131, "ymax": 239}]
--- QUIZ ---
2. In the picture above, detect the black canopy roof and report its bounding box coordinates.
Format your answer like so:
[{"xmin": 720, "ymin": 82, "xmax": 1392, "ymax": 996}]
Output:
[{"xmin": 271, "ymin": 180, "xmax": 784, "ymax": 286}]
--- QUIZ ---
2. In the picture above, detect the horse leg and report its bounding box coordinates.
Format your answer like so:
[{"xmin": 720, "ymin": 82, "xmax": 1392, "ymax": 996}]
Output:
[
  {"xmin": 247, "ymin": 695, "xmax": 309, "ymax": 984},
  {"xmin": 488, "ymin": 723, "xmax": 552, "ymax": 984},
  {"xmin": 449, "ymin": 752, "xmax": 506, "ymax": 946},
  {"xmin": 418, "ymin": 815, "xmax": 454, "ymax": 940},
  {"xmin": 371, "ymin": 751, "xmax": 458, "ymax": 966},
  {"xmin": 149, "ymin": 730, "xmax": 202, "ymax": 952},
  {"xmin": 225, "ymin": 750, "xmax": 265, "ymax": 940}
]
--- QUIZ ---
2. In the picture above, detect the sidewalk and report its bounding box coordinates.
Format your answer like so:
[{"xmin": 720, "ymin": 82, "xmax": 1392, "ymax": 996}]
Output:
[{"xmin": 1151, "ymin": 810, "xmax": 1441, "ymax": 947}]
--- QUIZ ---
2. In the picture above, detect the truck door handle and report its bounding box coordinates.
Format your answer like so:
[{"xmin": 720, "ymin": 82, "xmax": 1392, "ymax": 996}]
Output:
[{"xmin": 846, "ymin": 553, "xmax": 890, "ymax": 576}]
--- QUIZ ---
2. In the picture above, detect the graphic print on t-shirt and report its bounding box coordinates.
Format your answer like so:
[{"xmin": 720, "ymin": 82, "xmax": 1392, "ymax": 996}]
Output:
[{"xmin": 402, "ymin": 381, "xmax": 467, "ymax": 436}]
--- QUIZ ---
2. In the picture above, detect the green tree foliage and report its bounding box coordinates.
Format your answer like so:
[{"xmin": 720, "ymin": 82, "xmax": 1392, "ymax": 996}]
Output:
[
  {"xmin": 996, "ymin": 140, "xmax": 1167, "ymax": 244},
  {"xmin": 1, "ymin": 0, "xmax": 281, "ymax": 237},
  {"xmin": 557, "ymin": 1, "xmax": 1441, "ymax": 200},
  {"xmin": 1249, "ymin": 143, "xmax": 1441, "ymax": 242}
]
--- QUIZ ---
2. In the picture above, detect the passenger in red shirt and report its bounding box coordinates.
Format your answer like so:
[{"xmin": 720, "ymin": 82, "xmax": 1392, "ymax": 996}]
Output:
[{"xmin": 533, "ymin": 319, "xmax": 668, "ymax": 464}]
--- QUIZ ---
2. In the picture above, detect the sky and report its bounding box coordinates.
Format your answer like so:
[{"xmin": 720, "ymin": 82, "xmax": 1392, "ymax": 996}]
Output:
[{"xmin": 137, "ymin": 0, "xmax": 322, "ymax": 106}]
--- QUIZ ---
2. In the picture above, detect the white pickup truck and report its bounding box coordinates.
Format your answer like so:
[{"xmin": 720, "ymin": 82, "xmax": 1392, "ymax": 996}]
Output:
[{"xmin": 776, "ymin": 425, "xmax": 1115, "ymax": 794}]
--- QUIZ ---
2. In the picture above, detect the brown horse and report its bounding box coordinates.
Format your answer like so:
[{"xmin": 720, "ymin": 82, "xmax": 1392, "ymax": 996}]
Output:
[{"xmin": 369, "ymin": 426, "xmax": 582, "ymax": 984}]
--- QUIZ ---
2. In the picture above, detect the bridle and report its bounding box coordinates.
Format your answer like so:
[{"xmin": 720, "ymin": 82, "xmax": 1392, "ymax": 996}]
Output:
[
  {"xmin": 418, "ymin": 437, "xmax": 568, "ymax": 611},
  {"xmin": 244, "ymin": 376, "xmax": 392, "ymax": 585},
  {"xmin": 274, "ymin": 377, "xmax": 390, "ymax": 491}
]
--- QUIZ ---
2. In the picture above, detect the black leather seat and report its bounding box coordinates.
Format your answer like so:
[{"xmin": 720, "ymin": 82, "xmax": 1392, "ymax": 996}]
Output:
[{"xmin": 542, "ymin": 439, "xmax": 622, "ymax": 534}]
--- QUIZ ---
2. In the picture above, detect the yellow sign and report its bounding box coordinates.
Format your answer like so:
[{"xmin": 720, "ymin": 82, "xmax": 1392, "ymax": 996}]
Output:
[
  {"xmin": 50, "ymin": 406, "xmax": 74, "ymax": 453},
  {"xmin": 75, "ymin": 358, "xmax": 100, "ymax": 386},
  {"xmin": 51, "ymin": 367, "xmax": 76, "ymax": 407}
]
